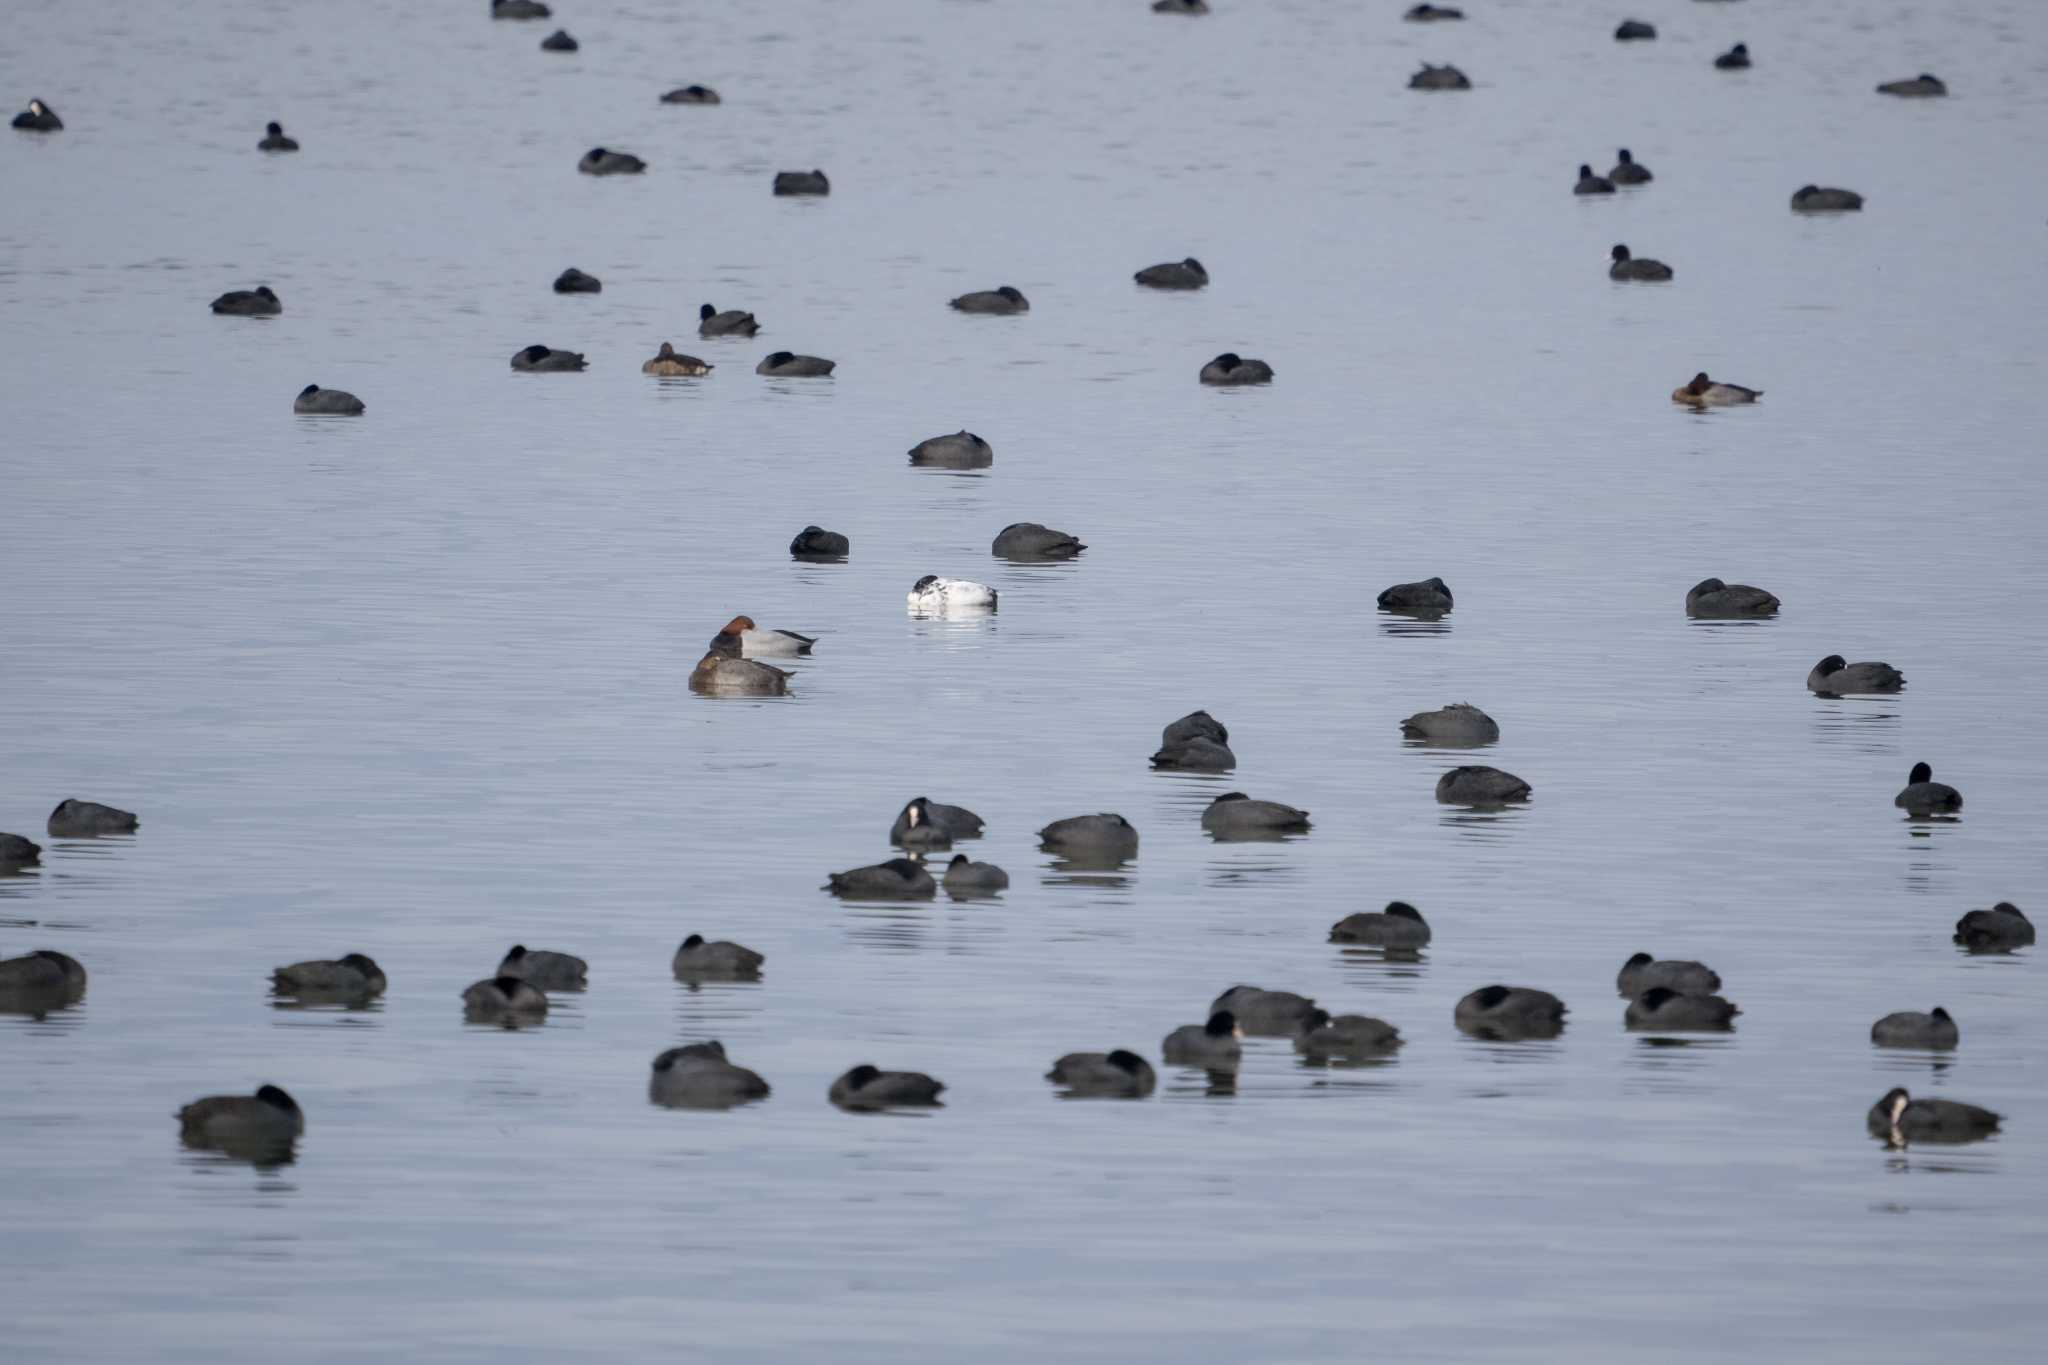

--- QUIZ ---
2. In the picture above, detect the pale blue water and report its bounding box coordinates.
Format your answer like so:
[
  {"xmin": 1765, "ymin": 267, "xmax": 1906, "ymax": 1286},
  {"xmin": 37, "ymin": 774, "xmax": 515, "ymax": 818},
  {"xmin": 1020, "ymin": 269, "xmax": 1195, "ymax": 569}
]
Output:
[{"xmin": 4, "ymin": 1, "xmax": 2047, "ymax": 1360}]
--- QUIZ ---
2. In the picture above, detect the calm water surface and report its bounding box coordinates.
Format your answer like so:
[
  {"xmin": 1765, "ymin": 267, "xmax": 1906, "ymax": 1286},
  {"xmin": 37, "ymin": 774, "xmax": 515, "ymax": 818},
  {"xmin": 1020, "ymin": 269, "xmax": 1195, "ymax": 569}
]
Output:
[{"xmin": 4, "ymin": 1, "xmax": 2047, "ymax": 1360}]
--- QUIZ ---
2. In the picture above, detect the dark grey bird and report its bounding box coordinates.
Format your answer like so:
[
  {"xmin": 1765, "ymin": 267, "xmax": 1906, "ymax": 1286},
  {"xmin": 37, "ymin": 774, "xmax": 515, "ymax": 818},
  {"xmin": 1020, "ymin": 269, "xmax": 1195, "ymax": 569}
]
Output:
[
  {"xmin": 1608, "ymin": 148, "xmax": 1652, "ymax": 182},
  {"xmin": 47, "ymin": 799, "xmax": 136, "ymax": 837},
  {"xmin": 825, "ymin": 858, "xmax": 936, "ymax": 899},
  {"xmin": 496, "ymin": 945, "xmax": 586, "ymax": 991},
  {"xmin": 942, "ymin": 854, "xmax": 1009, "ymax": 894},
  {"xmin": 755, "ymin": 351, "xmax": 835, "ymax": 376},
  {"xmin": 951, "ymin": 286, "xmax": 1029, "ymax": 315},
  {"xmin": 271, "ymin": 953, "xmax": 385, "ymax": 1000},
  {"xmin": 1625, "ymin": 986, "xmax": 1740, "ymax": 1032},
  {"xmin": 294, "ymin": 384, "xmax": 364, "ymax": 415},
  {"xmin": 1134, "ymin": 257, "xmax": 1207, "ymax": 289},
  {"xmin": 891, "ymin": 798, "xmax": 983, "ymax": 845},
  {"xmin": 462, "ymin": 975, "xmax": 548, "ymax": 1022},
  {"xmin": 1039, "ymin": 814, "xmax": 1139, "ymax": 857},
  {"xmin": 578, "ymin": 147, "xmax": 646, "ymax": 175},
  {"xmin": 1199, "ymin": 353, "xmax": 1273, "ymax": 385},
  {"xmin": 1807, "ymin": 655, "xmax": 1903, "ymax": 695},
  {"xmin": 1791, "ymin": 185, "xmax": 1863, "ymax": 212},
  {"xmin": 1400, "ymin": 703, "xmax": 1497, "ymax": 745},
  {"xmin": 1455, "ymin": 985, "xmax": 1566, "ymax": 1040},
  {"xmin": 1162, "ymin": 1011, "xmax": 1242, "ymax": 1068},
  {"xmin": 212, "ymin": 285, "xmax": 282, "ymax": 315},
  {"xmin": 1867, "ymin": 1087, "xmax": 1999, "ymax": 1144},
  {"xmin": 1871, "ymin": 1008, "xmax": 1958, "ymax": 1050},
  {"xmin": 1609, "ymin": 245, "xmax": 1673, "ymax": 281},
  {"xmin": 910, "ymin": 431, "xmax": 994, "ymax": 469},
  {"xmin": 1953, "ymin": 903, "xmax": 2032, "ymax": 952},
  {"xmin": 1046, "ymin": 1050, "xmax": 1156, "ymax": 1097},
  {"xmin": 1435, "ymin": 766, "xmax": 1530, "ymax": 805},
  {"xmin": 649, "ymin": 1041, "xmax": 769, "ymax": 1109},
  {"xmin": 1409, "ymin": 64, "xmax": 1470, "ymax": 90},
  {"xmin": 1377, "ymin": 576, "xmax": 1452, "ymax": 616},
  {"xmin": 672, "ymin": 933, "xmax": 765, "ymax": 980},
  {"xmin": 1295, "ymin": 1009, "xmax": 1404, "ymax": 1060},
  {"xmin": 177, "ymin": 1084, "xmax": 303, "ymax": 1152},
  {"xmin": 12, "ymin": 99, "xmax": 62, "ymax": 131},
  {"xmin": 789, "ymin": 525, "xmax": 849, "ymax": 558},
  {"xmin": 1616, "ymin": 953, "xmax": 1720, "ymax": 998},
  {"xmin": 699, "ymin": 302, "xmax": 759, "ymax": 336},
  {"xmin": 1685, "ymin": 577, "xmax": 1775, "ymax": 616},
  {"xmin": 1894, "ymin": 762, "xmax": 1961, "ymax": 816},
  {"xmin": 1200, "ymin": 793, "xmax": 1310, "ymax": 838},
  {"xmin": 830, "ymin": 1065, "xmax": 944, "ymax": 1110},
  {"xmin": 992, "ymin": 522, "xmax": 1085, "ymax": 559},
  {"xmin": 1329, "ymin": 902, "xmax": 1432, "ymax": 948},
  {"xmin": 772, "ymin": 169, "xmax": 829, "ymax": 196},
  {"xmin": 1211, "ymin": 985, "xmax": 1318, "ymax": 1036}
]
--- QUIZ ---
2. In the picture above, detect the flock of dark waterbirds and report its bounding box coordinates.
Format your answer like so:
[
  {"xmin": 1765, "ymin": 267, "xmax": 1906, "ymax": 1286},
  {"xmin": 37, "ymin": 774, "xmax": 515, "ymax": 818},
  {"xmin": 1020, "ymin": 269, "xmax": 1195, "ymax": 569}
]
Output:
[{"xmin": 3, "ymin": 3, "xmax": 2021, "ymax": 1164}]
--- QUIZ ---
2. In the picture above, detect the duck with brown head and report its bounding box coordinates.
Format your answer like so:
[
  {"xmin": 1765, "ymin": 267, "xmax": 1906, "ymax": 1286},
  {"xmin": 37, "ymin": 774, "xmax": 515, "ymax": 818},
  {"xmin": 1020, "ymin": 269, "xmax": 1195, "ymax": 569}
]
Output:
[
  {"xmin": 691, "ymin": 650, "xmax": 791, "ymax": 695},
  {"xmin": 711, "ymin": 614, "xmax": 814, "ymax": 657},
  {"xmin": 642, "ymin": 341, "xmax": 710, "ymax": 376},
  {"xmin": 1672, "ymin": 372, "xmax": 1761, "ymax": 406}
]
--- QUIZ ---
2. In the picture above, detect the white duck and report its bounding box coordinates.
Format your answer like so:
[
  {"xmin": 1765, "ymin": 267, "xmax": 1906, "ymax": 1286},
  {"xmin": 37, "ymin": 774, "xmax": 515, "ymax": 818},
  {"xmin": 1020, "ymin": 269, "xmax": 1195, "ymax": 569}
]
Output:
[{"xmin": 907, "ymin": 575, "xmax": 997, "ymax": 614}]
